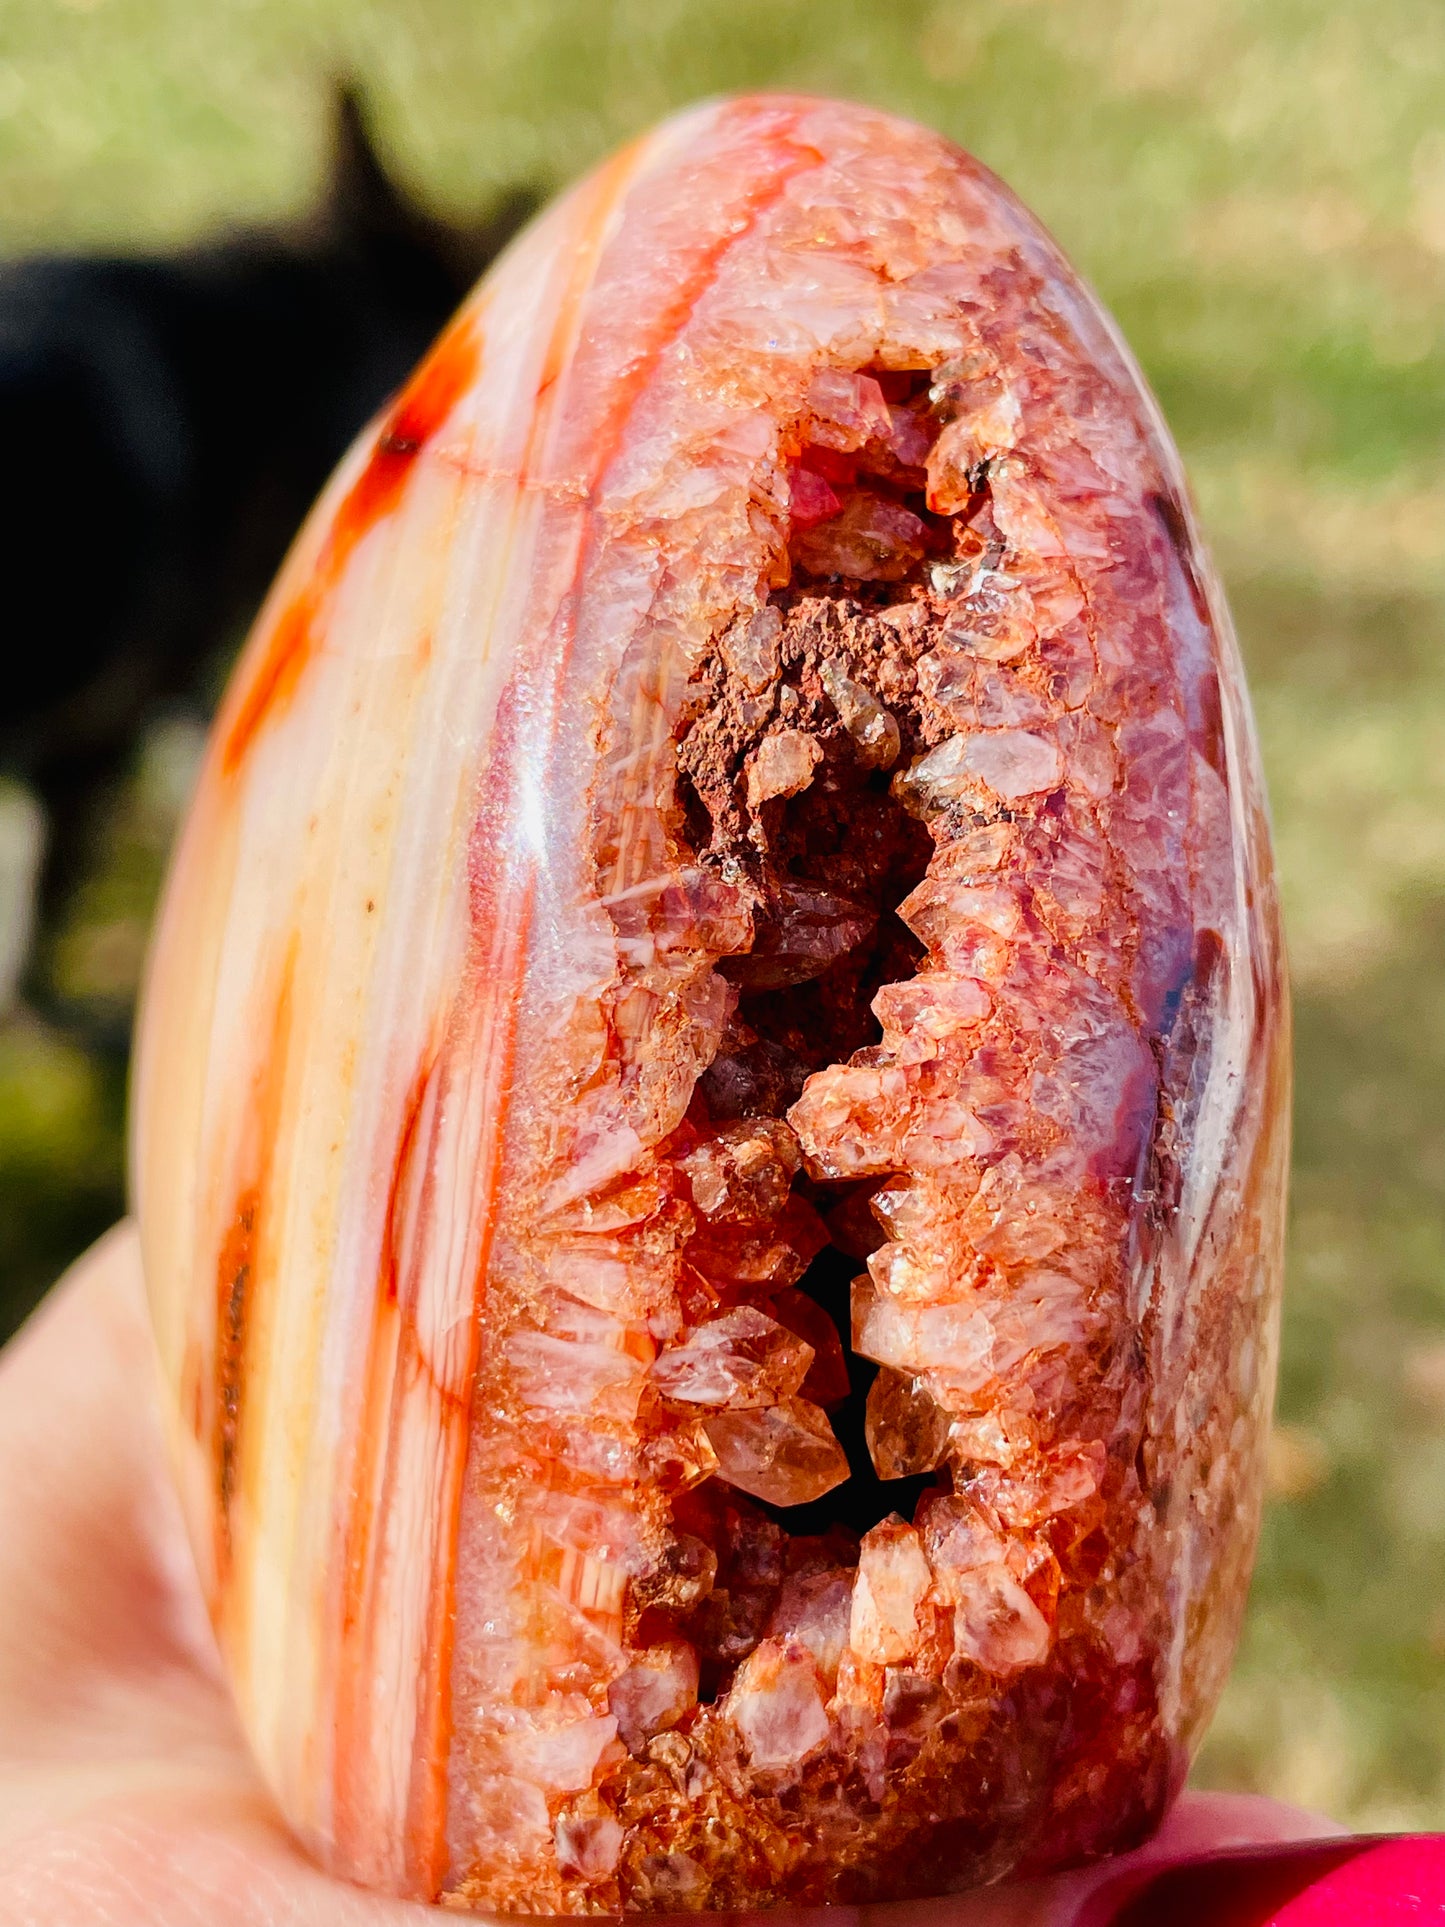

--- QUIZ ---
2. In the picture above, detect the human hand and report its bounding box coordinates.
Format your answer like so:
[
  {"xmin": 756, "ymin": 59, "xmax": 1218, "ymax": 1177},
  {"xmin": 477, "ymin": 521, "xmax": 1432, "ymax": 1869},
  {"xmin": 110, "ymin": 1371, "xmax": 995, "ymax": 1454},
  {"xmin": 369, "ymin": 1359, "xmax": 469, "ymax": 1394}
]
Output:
[{"xmin": 0, "ymin": 1227, "xmax": 1412, "ymax": 1924}]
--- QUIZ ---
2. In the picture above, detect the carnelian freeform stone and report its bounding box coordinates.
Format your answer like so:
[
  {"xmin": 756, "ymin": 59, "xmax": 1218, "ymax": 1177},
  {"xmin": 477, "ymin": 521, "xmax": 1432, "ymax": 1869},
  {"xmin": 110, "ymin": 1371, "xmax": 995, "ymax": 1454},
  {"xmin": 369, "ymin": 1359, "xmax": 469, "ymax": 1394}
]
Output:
[{"xmin": 133, "ymin": 95, "xmax": 1290, "ymax": 1912}]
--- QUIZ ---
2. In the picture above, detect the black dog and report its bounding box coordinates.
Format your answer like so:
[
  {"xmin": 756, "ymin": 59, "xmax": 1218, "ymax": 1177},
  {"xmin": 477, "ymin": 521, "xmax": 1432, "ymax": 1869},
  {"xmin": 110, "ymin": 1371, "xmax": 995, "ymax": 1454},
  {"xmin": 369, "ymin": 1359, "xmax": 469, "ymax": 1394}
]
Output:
[{"xmin": 0, "ymin": 87, "xmax": 536, "ymax": 1016}]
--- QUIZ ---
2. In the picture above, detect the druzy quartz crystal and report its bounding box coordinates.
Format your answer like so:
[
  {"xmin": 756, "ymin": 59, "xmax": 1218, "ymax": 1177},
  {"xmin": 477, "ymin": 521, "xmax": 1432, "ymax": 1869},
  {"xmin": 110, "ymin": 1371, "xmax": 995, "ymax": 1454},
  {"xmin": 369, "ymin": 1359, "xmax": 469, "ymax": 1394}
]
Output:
[{"xmin": 132, "ymin": 96, "xmax": 1290, "ymax": 1912}]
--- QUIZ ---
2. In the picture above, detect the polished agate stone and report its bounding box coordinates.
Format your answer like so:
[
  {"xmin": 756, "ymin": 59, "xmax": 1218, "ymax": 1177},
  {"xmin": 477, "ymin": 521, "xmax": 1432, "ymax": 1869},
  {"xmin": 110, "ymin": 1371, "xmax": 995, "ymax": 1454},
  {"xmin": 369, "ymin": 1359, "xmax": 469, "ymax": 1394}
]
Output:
[{"xmin": 132, "ymin": 95, "xmax": 1290, "ymax": 1912}]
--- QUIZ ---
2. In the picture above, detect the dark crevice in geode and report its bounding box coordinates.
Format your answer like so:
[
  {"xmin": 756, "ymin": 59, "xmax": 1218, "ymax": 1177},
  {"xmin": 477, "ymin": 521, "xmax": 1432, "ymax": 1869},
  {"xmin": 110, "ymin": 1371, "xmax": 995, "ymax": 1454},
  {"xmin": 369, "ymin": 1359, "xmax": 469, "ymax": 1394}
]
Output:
[
  {"xmin": 670, "ymin": 364, "xmax": 977, "ymax": 1543},
  {"xmin": 762, "ymin": 1241, "xmax": 936, "ymax": 1539}
]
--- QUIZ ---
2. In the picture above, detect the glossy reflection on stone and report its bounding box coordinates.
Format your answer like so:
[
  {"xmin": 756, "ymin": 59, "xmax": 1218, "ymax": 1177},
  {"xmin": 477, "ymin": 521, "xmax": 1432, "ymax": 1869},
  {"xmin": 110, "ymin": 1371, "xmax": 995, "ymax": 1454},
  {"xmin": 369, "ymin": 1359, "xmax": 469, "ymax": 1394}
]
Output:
[{"xmin": 132, "ymin": 94, "xmax": 1290, "ymax": 1914}]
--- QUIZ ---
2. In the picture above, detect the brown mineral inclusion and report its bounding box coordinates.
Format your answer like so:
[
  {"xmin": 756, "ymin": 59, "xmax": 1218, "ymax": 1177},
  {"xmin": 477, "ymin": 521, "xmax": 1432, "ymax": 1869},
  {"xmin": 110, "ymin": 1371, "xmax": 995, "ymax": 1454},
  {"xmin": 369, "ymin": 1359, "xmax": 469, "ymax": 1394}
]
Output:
[{"xmin": 134, "ymin": 95, "xmax": 1290, "ymax": 1914}]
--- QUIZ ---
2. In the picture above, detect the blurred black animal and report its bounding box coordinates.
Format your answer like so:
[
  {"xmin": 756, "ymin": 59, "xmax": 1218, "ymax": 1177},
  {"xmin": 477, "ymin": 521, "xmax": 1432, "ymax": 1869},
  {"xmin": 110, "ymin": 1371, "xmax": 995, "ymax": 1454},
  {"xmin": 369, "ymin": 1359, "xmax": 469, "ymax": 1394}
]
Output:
[{"xmin": 0, "ymin": 86, "xmax": 536, "ymax": 1023}]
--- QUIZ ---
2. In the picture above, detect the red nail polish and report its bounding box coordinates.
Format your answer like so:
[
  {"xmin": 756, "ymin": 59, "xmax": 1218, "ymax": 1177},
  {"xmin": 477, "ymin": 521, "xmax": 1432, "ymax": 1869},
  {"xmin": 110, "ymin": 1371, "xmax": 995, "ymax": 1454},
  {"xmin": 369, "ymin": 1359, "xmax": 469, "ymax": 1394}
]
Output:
[{"xmin": 1088, "ymin": 1834, "xmax": 1445, "ymax": 1925}]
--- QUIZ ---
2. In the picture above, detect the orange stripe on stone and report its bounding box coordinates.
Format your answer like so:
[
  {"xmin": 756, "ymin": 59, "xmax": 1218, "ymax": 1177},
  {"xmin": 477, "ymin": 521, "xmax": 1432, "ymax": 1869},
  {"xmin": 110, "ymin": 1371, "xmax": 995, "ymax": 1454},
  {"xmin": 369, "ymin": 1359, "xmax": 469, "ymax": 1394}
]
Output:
[
  {"xmin": 220, "ymin": 313, "xmax": 483, "ymax": 778},
  {"xmin": 580, "ymin": 121, "xmax": 823, "ymax": 493},
  {"xmin": 211, "ymin": 936, "xmax": 298, "ymax": 1584},
  {"xmin": 331, "ymin": 1051, "xmax": 436, "ymax": 1867}
]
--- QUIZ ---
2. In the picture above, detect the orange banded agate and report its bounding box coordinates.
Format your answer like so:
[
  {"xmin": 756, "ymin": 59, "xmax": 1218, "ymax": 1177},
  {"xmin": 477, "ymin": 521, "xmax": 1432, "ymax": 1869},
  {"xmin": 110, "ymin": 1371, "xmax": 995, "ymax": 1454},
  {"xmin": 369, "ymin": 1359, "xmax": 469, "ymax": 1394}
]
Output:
[{"xmin": 132, "ymin": 95, "xmax": 1289, "ymax": 1911}]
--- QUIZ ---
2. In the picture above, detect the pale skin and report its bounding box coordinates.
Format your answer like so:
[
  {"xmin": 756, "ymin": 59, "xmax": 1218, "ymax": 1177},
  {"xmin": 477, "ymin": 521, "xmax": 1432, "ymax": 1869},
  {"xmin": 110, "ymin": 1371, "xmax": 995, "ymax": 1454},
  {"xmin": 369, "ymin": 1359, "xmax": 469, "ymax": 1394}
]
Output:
[{"xmin": 0, "ymin": 1225, "xmax": 1338, "ymax": 1926}]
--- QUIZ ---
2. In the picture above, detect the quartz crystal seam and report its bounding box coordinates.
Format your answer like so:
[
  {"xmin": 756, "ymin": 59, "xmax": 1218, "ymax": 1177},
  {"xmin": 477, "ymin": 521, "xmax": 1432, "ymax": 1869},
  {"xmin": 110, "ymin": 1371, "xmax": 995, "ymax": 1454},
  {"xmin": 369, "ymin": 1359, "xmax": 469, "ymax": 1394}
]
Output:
[{"xmin": 132, "ymin": 92, "xmax": 1289, "ymax": 1913}]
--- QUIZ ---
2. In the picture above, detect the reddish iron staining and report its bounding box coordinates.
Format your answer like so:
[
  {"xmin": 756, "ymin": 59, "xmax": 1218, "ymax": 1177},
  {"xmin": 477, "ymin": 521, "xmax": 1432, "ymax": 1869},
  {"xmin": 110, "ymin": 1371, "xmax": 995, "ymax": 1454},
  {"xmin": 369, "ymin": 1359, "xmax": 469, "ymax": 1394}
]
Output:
[
  {"xmin": 220, "ymin": 313, "xmax": 483, "ymax": 777},
  {"xmin": 534, "ymin": 114, "xmax": 823, "ymax": 508},
  {"xmin": 213, "ymin": 1185, "xmax": 258, "ymax": 1551},
  {"xmin": 335, "ymin": 1053, "xmax": 450, "ymax": 1881},
  {"xmin": 379, "ymin": 1058, "xmax": 436, "ymax": 1309},
  {"xmin": 384, "ymin": 312, "xmax": 486, "ymax": 460},
  {"xmin": 340, "ymin": 1056, "xmax": 439, "ymax": 1659},
  {"xmin": 210, "ymin": 941, "xmax": 298, "ymax": 1576},
  {"xmin": 585, "ymin": 157, "xmax": 819, "ymax": 486}
]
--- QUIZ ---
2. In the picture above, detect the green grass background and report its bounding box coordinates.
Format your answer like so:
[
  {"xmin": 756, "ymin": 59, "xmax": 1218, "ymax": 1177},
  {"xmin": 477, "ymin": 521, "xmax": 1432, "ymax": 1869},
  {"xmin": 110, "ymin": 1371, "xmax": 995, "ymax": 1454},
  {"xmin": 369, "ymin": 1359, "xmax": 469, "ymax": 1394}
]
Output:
[{"xmin": 2, "ymin": 0, "xmax": 1444, "ymax": 1832}]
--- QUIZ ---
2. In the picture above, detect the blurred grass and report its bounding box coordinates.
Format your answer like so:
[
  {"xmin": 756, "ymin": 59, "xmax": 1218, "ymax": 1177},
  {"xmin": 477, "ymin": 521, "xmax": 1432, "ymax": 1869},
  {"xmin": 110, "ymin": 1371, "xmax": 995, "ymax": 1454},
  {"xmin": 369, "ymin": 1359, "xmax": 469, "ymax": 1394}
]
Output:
[{"xmin": 3, "ymin": 0, "xmax": 1445, "ymax": 1832}]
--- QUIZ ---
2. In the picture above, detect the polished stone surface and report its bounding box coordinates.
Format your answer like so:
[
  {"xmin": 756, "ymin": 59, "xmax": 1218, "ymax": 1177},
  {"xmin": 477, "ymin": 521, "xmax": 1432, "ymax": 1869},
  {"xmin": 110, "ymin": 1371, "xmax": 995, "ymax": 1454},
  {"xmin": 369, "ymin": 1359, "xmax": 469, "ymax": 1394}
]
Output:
[{"xmin": 133, "ymin": 94, "xmax": 1289, "ymax": 1912}]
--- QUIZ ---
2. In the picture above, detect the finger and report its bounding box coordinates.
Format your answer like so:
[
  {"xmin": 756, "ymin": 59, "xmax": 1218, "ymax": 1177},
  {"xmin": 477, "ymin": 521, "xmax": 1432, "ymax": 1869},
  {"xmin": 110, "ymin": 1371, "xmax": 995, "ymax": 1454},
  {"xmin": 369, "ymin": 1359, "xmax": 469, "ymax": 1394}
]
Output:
[
  {"xmin": 0, "ymin": 1225, "xmax": 227, "ymax": 1789},
  {"xmin": 0, "ymin": 1225, "xmax": 229, "ymax": 1795},
  {"xmin": 0, "ymin": 1227, "xmax": 437, "ymax": 1923}
]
